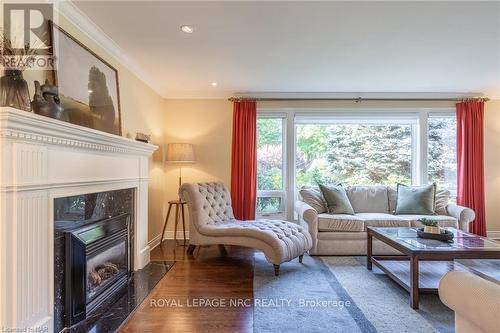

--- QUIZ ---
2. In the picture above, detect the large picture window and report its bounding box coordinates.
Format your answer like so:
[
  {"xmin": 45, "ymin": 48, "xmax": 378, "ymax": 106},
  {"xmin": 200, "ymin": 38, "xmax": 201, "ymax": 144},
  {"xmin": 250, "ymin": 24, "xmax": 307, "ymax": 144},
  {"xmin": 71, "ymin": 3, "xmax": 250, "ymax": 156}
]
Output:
[{"xmin": 257, "ymin": 109, "xmax": 457, "ymax": 220}]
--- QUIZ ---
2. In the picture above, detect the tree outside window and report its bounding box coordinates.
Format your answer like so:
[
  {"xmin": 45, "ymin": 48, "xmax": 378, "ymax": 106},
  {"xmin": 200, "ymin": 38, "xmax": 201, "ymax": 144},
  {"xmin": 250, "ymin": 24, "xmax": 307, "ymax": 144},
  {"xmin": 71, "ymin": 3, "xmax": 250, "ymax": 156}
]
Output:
[
  {"xmin": 296, "ymin": 123, "xmax": 413, "ymax": 188},
  {"xmin": 257, "ymin": 118, "xmax": 284, "ymax": 215},
  {"xmin": 428, "ymin": 117, "xmax": 457, "ymax": 196}
]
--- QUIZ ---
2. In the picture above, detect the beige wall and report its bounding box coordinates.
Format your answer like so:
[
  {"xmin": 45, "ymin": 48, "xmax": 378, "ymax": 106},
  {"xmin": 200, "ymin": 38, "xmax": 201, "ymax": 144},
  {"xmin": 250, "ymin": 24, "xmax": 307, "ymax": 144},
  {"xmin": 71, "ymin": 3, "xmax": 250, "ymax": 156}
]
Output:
[
  {"xmin": 258, "ymin": 100, "xmax": 457, "ymax": 109},
  {"xmin": 160, "ymin": 99, "xmax": 500, "ymax": 235},
  {"xmin": 484, "ymin": 100, "xmax": 500, "ymax": 232},
  {"xmin": 53, "ymin": 15, "xmax": 170, "ymax": 242},
  {"xmin": 159, "ymin": 99, "xmax": 233, "ymax": 237}
]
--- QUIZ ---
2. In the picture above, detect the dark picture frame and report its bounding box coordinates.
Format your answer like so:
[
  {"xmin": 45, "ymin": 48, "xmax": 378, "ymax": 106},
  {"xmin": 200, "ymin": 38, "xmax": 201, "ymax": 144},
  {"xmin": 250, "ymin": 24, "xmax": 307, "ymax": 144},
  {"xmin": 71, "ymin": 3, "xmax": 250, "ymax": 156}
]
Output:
[{"xmin": 49, "ymin": 21, "xmax": 122, "ymax": 136}]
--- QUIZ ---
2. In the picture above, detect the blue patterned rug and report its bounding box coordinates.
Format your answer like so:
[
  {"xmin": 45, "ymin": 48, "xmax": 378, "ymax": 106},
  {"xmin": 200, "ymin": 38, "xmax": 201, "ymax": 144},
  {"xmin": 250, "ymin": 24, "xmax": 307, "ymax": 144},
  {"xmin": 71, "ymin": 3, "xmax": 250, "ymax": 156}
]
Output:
[{"xmin": 253, "ymin": 254, "xmax": 453, "ymax": 333}]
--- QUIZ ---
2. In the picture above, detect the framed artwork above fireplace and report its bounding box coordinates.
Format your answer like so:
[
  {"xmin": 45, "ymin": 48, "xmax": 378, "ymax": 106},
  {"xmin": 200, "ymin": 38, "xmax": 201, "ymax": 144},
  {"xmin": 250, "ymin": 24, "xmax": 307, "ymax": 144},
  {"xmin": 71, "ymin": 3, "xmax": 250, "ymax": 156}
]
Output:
[{"xmin": 49, "ymin": 21, "xmax": 122, "ymax": 136}]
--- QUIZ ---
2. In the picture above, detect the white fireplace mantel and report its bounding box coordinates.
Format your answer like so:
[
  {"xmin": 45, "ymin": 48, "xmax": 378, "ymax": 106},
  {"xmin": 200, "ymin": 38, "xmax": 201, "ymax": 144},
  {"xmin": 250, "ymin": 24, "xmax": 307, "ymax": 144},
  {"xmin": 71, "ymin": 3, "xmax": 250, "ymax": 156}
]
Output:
[{"xmin": 0, "ymin": 107, "xmax": 157, "ymax": 331}]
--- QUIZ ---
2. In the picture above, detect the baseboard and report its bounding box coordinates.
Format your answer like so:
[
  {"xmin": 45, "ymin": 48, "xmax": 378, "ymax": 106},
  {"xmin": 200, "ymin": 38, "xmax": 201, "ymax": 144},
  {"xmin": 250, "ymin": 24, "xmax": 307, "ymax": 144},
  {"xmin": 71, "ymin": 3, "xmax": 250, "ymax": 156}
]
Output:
[
  {"xmin": 487, "ymin": 231, "xmax": 500, "ymax": 239},
  {"xmin": 148, "ymin": 231, "xmax": 190, "ymax": 250},
  {"xmin": 147, "ymin": 234, "xmax": 162, "ymax": 251}
]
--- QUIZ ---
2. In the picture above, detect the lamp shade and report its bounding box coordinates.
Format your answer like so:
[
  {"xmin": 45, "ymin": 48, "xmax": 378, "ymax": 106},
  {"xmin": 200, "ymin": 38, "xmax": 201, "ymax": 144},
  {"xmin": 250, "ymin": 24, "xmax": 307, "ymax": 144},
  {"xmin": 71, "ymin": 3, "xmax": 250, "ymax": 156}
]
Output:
[{"xmin": 166, "ymin": 143, "xmax": 196, "ymax": 163}]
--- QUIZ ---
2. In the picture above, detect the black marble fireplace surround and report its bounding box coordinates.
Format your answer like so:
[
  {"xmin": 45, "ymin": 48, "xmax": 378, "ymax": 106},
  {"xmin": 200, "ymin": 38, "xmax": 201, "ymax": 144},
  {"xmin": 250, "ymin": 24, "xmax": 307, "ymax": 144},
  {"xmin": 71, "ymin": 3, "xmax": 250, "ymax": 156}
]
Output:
[
  {"xmin": 54, "ymin": 189, "xmax": 134, "ymax": 332},
  {"xmin": 54, "ymin": 189, "xmax": 173, "ymax": 333}
]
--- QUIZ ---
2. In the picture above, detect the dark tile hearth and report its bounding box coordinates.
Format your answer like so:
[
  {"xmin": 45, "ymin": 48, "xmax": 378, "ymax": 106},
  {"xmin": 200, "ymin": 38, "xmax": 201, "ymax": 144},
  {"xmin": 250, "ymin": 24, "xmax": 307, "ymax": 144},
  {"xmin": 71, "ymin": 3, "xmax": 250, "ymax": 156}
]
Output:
[{"xmin": 64, "ymin": 261, "xmax": 173, "ymax": 333}]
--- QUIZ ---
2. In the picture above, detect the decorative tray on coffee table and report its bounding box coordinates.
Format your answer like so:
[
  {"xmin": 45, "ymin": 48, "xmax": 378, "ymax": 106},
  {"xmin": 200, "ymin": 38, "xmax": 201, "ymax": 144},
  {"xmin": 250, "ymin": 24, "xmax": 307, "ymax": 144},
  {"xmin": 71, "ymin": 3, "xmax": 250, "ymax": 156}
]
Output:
[{"xmin": 416, "ymin": 228, "xmax": 454, "ymax": 242}]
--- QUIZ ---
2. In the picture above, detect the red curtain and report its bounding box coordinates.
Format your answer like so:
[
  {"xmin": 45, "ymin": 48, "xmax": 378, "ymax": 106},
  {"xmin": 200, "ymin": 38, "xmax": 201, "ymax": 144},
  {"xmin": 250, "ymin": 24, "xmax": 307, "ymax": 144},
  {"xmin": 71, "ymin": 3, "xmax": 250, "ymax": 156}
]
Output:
[
  {"xmin": 456, "ymin": 101, "xmax": 486, "ymax": 236},
  {"xmin": 231, "ymin": 100, "xmax": 257, "ymax": 220}
]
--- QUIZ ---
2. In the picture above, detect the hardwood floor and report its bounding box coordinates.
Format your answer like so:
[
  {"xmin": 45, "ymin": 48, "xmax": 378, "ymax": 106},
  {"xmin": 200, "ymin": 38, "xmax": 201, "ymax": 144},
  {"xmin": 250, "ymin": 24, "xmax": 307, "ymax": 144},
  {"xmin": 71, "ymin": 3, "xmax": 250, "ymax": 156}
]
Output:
[{"xmin": 119, "ymin": 241, "xmax": 254, "ymax": 333}]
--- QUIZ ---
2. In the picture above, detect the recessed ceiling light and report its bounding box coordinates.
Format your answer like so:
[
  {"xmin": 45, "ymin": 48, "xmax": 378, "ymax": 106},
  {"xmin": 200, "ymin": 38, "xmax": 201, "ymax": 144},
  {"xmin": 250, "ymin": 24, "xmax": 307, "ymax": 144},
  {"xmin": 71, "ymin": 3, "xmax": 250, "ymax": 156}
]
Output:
[
  {"xmin": 88, "ymin": 89, "xmax": 93, "ymax": 93},
  {"xmin": 211, "ymin": 82, "xmax": 217, "ymax": 87},
  {"xmin": 180, "ymin": 25, "xmax": 194, "ymax": 33}
]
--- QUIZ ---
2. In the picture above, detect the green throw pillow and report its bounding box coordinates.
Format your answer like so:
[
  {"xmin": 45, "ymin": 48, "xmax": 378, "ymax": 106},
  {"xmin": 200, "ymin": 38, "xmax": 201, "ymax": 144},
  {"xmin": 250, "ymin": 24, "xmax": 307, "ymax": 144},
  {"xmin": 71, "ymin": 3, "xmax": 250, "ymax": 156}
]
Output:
[
  {"xmin": 395, "ymin": 183, "xmax": 437, "ymax": 215},
  {"xmin": 318, "ymin": 184, "xmax": 355, "ymax": 215}
]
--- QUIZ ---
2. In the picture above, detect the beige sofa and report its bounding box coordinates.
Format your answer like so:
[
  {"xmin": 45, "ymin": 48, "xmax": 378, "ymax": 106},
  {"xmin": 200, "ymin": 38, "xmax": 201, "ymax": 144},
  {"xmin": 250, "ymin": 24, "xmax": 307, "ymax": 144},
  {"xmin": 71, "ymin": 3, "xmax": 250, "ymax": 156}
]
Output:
[
  {"xmin": 295, "ymin": 185, "xmax": 475, "ymax": 255},
  {"xmin": 439, "ymin": 271, "xmax": 500, "ymax": 333},
  {"xmin": 180, "ymin": 182, "xmax": 312, "ymax": 275}
]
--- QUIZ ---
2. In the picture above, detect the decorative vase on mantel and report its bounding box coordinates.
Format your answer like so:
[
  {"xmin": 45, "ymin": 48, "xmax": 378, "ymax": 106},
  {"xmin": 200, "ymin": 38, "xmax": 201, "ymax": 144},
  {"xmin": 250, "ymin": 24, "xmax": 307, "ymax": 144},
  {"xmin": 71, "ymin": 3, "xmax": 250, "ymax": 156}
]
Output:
[{"xmin": 0, "ymin": 69, "xmax": 31, "ymax": 111}]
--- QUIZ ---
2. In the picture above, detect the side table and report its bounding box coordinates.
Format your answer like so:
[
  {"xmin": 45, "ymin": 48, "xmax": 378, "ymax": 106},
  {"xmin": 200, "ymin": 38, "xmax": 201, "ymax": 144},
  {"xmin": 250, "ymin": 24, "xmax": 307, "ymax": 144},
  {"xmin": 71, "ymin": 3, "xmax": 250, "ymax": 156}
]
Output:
[{"xmin": 160, "ymin": 200, "xmax": 187, "ymax": 246}]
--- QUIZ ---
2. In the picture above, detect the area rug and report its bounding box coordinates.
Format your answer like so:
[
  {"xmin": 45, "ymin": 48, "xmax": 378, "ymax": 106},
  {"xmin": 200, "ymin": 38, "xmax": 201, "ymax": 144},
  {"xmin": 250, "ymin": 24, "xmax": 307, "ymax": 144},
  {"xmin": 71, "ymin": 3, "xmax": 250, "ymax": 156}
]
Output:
[{"xmin": 253, "ymin": 254, "xmax": 453, "ymax": 333}]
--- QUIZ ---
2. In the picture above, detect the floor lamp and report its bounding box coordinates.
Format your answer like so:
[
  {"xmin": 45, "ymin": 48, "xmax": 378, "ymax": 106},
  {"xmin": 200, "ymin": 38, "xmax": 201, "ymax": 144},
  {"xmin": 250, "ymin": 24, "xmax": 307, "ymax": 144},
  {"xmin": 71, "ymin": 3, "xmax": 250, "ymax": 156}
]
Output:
[
  {"xmin": 161, "ymin": 143, "xmax": 196, "ymax": 246},
  {"xmin": 166, "ymin": 143, "xmax": 196, "ymax": 193}
]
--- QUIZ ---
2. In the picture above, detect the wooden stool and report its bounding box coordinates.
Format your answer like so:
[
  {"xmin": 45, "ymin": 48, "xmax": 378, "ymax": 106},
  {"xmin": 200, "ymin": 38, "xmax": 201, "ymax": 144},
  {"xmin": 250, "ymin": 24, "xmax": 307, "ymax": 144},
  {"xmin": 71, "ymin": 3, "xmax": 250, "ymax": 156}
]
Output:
[{"xmin": 160, "ymin": 200, "xmax": 187, "ymax": 246}]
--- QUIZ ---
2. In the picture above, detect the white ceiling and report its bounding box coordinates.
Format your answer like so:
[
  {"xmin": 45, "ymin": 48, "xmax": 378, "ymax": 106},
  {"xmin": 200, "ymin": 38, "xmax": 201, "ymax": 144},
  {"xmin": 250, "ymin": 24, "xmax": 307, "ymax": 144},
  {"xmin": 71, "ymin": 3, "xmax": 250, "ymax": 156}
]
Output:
[{"xmin": 72, "ymin": 1, "xmax": 500, "ymax": 99}]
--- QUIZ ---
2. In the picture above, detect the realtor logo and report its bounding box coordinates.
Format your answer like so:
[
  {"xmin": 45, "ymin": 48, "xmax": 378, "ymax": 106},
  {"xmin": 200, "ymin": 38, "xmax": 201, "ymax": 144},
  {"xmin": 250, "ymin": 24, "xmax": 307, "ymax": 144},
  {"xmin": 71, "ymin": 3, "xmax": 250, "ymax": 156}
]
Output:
[{"xmin": 1, "ymin": 3, "xmax": 54, "ymax": 70}]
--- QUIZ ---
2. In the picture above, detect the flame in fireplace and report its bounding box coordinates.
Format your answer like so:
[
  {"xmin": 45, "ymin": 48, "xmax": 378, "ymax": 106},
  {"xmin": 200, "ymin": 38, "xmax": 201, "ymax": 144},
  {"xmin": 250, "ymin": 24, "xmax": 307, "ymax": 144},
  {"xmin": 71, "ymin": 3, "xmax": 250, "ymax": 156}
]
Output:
[{"xmin": 89, "ymin": 262, "xmax": 120, "ymax": 288}]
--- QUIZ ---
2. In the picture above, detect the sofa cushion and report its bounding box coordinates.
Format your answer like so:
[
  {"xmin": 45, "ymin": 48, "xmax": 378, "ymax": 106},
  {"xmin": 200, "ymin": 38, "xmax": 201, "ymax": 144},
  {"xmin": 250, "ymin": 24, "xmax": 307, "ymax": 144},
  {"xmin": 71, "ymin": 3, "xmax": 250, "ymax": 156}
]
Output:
[
  {"xmin": 388, "ymin": 186, "xmax": 398, "ymax": 213},
  {"xmin": 355, "ymin": 213, "xmax": 411, "ymax": 230},
  {"xmin": 435, "ymin": 189, "xmax": 451, "ymax": 215},
  {"xmin": 317, "ymin": 213, "xmax": 364, "ymax": 232},
  {"xmin": 402, "ymin": 215, "xmax": 458, "ymax": 228},
  {"xmin": 319, "ymin": 184, "xmax": 355, "ymax": 215},
  {"xmin": 347, "ymin": 186, "xmax": 389, "ymax": 213},
  {"xmin": 299, "ymin": 186, "xmax": 327, "ymax": 213},
  {"xmin": 395, "ymin": 183, "xmax": 437, "ymax": 215},
  {"xmin": 389, "ymin": 185, "xmax": 449, "ymax": 215}
]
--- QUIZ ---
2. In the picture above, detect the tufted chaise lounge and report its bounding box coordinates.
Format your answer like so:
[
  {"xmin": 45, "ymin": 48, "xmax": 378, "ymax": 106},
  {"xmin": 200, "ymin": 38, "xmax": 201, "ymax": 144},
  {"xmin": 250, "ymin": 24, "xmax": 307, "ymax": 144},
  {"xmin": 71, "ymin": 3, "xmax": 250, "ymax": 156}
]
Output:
[{"xmin": 179, "ymin": 182, "xmax": 313, "ymax": 275}]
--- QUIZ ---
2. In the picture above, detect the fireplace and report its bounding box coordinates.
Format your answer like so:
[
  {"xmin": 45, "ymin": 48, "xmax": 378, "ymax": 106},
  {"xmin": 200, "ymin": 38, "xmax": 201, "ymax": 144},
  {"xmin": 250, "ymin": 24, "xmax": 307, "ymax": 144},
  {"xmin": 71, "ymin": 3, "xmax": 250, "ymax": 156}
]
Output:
[
  {"xmin": 65, "ymin": 213, "xmax": 130, "ymax": 326},
  {"xmin": 53, "ymin": 188, "xmax": 135, "ymax": 331},
  {"xmin": 0, "ymin": 107, "xmax": 157, "ymax": 330}
]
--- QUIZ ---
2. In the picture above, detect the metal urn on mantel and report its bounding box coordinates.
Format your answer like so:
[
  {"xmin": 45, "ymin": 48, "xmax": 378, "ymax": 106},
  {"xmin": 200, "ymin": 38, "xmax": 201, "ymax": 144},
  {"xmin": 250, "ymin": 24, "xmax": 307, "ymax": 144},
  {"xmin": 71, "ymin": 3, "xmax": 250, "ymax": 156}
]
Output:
[
  {"xmin": 0, "ymin": 69, "xmax": 31, "ymax": 111},
  {"xmin": 31, "ymin": 80, "xmax": 65, "ymax": 120}
]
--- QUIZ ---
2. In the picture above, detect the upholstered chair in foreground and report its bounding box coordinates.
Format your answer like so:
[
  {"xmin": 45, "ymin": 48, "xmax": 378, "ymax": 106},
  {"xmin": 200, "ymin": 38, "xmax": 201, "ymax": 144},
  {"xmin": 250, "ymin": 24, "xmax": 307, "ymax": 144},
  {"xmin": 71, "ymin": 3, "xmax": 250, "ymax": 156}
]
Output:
[
  {"xmin": 179, "ymin": 182, "xmax": 312, "ymax": 275},
  {"xmin": 439, "ymin": 271, "xmax": 500, "ymax": 333}
]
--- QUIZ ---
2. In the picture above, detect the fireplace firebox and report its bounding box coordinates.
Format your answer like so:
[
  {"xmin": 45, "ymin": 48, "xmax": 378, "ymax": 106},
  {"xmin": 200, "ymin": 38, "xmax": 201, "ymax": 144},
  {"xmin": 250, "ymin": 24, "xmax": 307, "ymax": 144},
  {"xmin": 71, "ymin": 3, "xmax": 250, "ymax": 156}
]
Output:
[{"xmin": 65, "ymin": 213, "xmax": 130, "ymax": 326}]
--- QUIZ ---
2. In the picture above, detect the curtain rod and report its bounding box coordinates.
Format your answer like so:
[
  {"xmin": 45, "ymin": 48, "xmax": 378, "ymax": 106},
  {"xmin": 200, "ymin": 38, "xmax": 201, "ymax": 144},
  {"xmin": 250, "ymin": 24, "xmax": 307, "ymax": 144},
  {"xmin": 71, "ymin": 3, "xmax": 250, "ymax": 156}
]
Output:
[{"xmin": 228, "ymin": 97, "xmax": 490, "ymax": 102}]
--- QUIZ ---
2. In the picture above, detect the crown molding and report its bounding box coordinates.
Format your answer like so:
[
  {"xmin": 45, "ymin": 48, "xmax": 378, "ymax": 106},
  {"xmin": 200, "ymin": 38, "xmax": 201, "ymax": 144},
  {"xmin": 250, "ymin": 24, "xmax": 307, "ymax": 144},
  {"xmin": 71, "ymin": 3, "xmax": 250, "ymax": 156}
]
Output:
[{"xmin": 54, "ymin": 0, "xmax": 165, "ymax": 98}]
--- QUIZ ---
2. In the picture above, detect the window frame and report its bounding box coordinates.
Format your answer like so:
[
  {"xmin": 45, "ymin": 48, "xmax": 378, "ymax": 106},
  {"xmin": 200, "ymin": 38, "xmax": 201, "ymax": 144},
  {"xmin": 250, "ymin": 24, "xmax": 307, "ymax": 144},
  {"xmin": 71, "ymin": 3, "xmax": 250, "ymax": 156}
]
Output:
[
  {"xmin": 256, "ymin": 113, "xmax": 288, "ymax": 219},
  {"xmin": 257, "ymin": 107, "xmax": 456, "ymax": 221},
  {"xmin": 426, "ymin": 112, "xmax": 458, "ymax": 197}
]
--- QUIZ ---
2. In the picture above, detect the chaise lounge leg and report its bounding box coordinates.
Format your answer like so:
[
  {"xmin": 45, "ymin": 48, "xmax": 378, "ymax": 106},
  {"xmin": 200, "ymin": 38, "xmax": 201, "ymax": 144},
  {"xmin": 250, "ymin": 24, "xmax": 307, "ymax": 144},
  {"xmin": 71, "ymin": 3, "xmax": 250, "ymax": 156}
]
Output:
[
  {"xmin": 187, "ymin": 244, "xmax": 196, "ymax": 255},
  {"xmin": 218, "ymin": 244, "xmax": 227, "ymax": 255},
  {"xmin": 299, "ymin": 254, "xmax": 304, "ymax": 263},
  {"xmin": 273, "ymin": 264, "xmax": 280, "ymax": 276}
]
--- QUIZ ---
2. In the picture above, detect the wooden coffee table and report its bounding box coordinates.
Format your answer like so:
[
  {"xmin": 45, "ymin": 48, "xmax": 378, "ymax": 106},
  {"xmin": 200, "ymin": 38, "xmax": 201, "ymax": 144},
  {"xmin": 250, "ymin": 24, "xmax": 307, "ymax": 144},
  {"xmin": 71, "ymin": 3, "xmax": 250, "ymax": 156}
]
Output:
[{"xmin": 367, "ymin": 227, "xmax": 500, "ymax": 309}]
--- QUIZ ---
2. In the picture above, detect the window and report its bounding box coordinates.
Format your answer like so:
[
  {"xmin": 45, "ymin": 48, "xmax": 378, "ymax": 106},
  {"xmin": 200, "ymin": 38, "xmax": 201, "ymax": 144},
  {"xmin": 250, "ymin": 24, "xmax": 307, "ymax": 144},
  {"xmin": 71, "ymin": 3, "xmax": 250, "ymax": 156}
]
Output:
[
  {"xmin": 427, "ymin": 115, "xmax": 457, "ymax": 196},
  {"xmin": 256, "ymin": 109, "xmax": 457, "ymax": 220},
  {"xmin": 296, "ymin": 119, "xmax": 414, "ymax": 188},
  {"xmin": 256, "ymin": 117, "xmax": 286, "ymax": 218}
]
